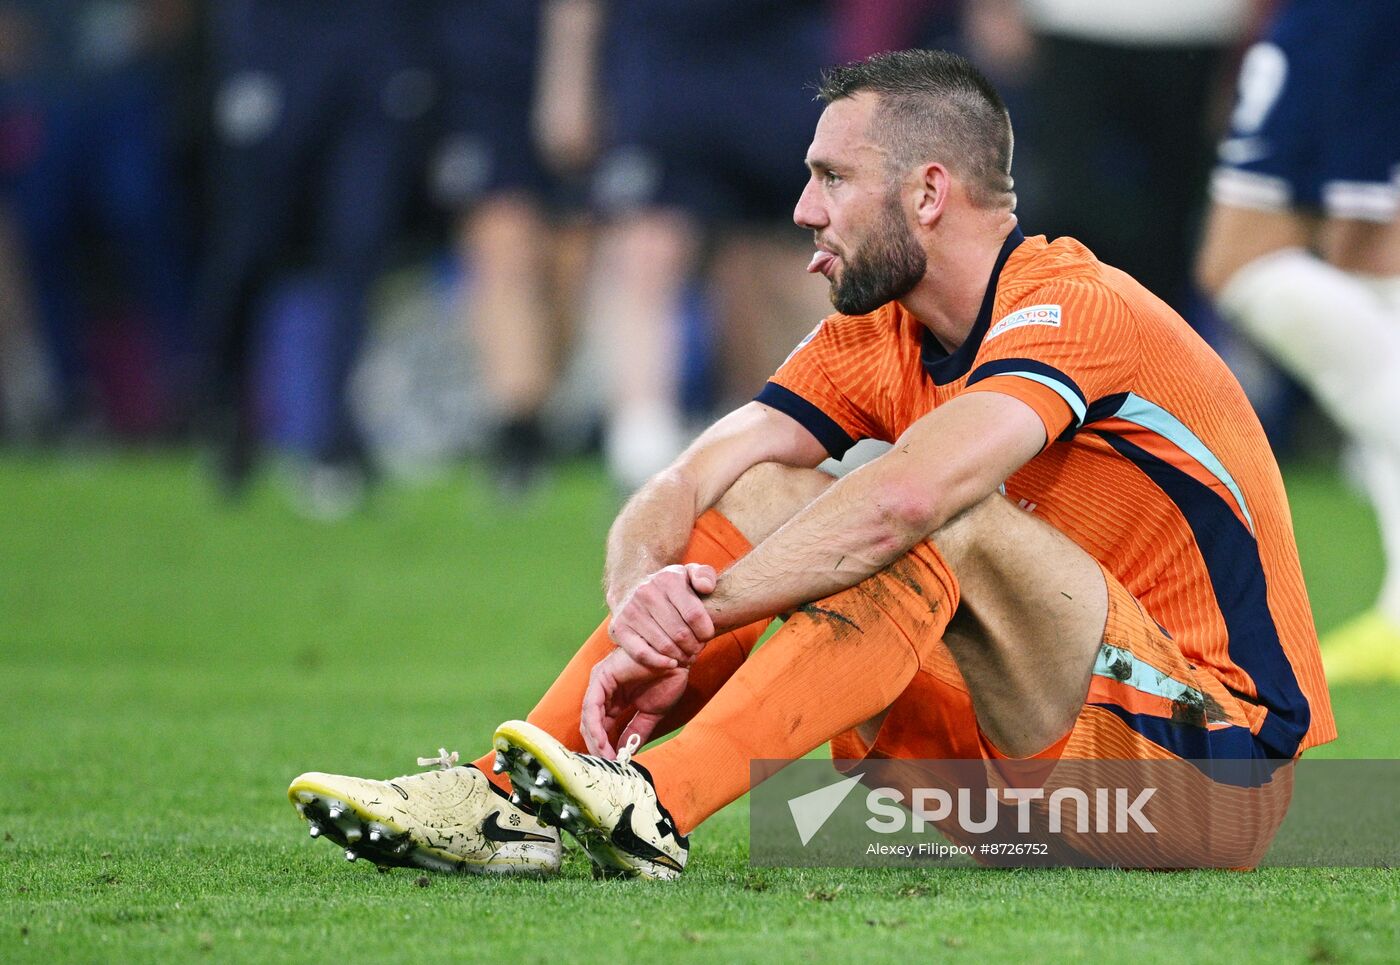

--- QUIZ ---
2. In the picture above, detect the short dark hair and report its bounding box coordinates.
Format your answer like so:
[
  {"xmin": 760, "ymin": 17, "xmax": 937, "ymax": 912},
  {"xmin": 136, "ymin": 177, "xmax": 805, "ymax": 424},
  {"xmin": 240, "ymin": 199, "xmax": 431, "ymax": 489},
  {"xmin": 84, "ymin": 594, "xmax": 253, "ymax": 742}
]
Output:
[{"xmin": 817, "ymin": 49, "xmax": 1015, "ymax": 210}]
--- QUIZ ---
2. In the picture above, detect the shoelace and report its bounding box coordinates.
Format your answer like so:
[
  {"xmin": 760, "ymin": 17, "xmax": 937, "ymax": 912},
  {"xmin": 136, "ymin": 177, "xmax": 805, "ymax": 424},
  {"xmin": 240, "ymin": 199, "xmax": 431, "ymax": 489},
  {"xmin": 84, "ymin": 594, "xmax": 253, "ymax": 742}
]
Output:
[
  {"xmin": 579, "ymin": 734, "xmax": 643, "ymax": 774},
  {"xmin": 416, "ymin": 747, "xmax": 459, "ymax": 770},
  {"xmin": 616, "ymin": 733, "xmax": 642, "ymax": 767}
]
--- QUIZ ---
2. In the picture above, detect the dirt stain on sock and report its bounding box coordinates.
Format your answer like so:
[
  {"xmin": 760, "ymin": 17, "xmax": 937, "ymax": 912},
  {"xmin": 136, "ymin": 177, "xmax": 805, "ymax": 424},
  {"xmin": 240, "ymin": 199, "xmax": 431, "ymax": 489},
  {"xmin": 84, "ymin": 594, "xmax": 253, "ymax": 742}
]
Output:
[{"xmin": 796, "ymin": 604, "xmax": 862, "ymax": 637}]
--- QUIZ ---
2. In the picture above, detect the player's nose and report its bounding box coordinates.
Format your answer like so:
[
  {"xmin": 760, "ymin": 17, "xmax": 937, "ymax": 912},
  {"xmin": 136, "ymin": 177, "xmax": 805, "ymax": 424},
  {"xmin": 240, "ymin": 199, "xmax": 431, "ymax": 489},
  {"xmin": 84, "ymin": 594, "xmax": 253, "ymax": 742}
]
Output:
[{"xmin": 793, "ymin": 178, "xmax": 827, "ymax": 231}]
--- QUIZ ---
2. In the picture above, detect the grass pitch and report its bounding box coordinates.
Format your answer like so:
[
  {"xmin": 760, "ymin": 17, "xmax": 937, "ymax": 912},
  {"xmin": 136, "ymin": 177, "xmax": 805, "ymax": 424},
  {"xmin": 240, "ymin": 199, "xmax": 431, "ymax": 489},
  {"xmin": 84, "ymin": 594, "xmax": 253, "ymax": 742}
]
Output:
[{"xmin": 1, "ymin": 454, "xmax": 1396, "ymax": 962}]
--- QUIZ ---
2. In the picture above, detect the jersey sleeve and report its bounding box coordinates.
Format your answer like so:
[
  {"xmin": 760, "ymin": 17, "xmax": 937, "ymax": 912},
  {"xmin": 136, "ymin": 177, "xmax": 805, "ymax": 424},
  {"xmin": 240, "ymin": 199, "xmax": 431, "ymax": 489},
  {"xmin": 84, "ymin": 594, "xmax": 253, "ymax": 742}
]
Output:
[
  {"xmin": 754, "ymin": 314, "xmax": 893, "ymax": 459},
  {"xmin": 961, "ymin": 280, "xmax": 1139, "ymax": 444}
]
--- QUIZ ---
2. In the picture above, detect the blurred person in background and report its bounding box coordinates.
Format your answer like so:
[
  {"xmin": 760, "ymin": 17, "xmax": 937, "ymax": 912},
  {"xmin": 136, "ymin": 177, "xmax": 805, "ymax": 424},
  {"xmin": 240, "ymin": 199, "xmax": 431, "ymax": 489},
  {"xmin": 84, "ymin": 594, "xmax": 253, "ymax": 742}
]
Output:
[
  {"xmin": 430, "ymin": 0, "xmax": 598, "ymax": 497},
  {"xmin": 0, "ymin": 8, "xmax": 50, "ymax": 442},
  {"xmin": 0, "ymin": 0, "xmax": 192, "ymax": 440},
  {"xmin": 1003, "ymin": 0, "xmax": 1259, "ymax": 317},
  {"xmin": 1197, "ymin": 0, "xmax": 1400, "ymax": 682},
  {"xmin": 562, "ymin": 0, "xmax": 837, "ymax": 490},
  {"xmin": 0, "ymin": 188, "xmax": 54, "ymax": 441},
  {"xmin": 977, "ymin": 1, "xmax": 1312, "ymax": 453},
  {"xmin": 194, "ymin": 0, "xmax": 426, "ymax": 517}
]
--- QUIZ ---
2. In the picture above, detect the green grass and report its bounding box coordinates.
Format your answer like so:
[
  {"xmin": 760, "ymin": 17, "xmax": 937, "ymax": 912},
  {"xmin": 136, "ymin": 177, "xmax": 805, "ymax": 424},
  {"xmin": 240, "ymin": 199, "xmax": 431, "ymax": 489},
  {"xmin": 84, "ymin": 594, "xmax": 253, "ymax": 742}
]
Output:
[{"xmin": 0, "ymin": 454, "xmax": 1395, "ymax": 962}]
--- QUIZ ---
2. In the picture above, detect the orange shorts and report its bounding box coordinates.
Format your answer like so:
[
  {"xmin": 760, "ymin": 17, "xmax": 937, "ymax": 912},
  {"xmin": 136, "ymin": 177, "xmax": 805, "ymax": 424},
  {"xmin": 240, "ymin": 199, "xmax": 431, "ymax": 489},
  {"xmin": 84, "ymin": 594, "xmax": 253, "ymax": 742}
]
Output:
[
  {"xmin": 830, "ymin": 566, "xmax": 1293, "ymax": 868},
  {"xmin": 833, "ymin": 563, "xmax": 1266, "ymax": 762}
]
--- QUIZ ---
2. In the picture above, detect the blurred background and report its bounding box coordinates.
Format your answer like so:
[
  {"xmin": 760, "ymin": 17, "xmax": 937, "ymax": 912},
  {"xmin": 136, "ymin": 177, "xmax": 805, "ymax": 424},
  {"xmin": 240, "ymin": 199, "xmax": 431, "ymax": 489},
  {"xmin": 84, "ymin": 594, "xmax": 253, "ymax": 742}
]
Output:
[
  {"xmin": 0, "ymin": 0, "xmax": 1317, "ymax": 516},
  {"xmin": 6, "ymin": 8, "xmax": 1399, "ymax": 946}
]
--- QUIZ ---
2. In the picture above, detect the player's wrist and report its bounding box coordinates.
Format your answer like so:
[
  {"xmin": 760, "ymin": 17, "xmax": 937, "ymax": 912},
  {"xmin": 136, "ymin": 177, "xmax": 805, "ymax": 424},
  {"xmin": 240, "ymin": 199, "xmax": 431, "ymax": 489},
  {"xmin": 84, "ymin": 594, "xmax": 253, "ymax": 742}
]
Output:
[
  {"xmin": 702, "ymin": 580, "xmax": 742, "ymax": 633},
  {"xmin": 604, "ymin": 574, "xmax": 644, "ymax": 613}
]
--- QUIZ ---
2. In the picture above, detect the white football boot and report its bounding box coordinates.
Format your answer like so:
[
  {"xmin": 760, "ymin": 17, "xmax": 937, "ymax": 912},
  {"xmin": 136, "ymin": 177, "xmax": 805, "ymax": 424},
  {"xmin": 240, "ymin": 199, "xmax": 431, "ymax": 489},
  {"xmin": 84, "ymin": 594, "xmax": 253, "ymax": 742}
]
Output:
[
  {"xmin": 288, "ymin": 749, "xmax": 561, "ymax": 875},
  {"xmin": 491, "ymin": 720, "xmax": 688, "ymax": 880}
]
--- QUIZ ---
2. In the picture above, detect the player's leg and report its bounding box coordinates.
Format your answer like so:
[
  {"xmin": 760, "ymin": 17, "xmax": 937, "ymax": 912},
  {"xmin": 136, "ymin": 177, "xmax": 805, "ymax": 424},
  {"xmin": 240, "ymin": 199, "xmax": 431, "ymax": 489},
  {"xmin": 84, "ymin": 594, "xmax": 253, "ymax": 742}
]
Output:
[
  {"xmin": 631, "ymin": 490, "xmax": 1104, "ymax": 839},
  {"xmin": 1198, "ymin": 207, "xmax": 1400, "ymax": 680},
  {"xmin": 1307, "ymin": 216, "xmax": 1400, "ymax": 678},
  {"xmin": 433, "ymin": 0, "xmax": 564, "ymax": 494},
  {"xmin": 588, "ymin": 207, "xmax": 699, "ymax": 490},
  {"xmin": 0, "ymin": 207, "xmax": 57, "ymax": 440},
  {"xmin": 1198, "ymin": 0, "xmax": 1400, "ymax": 680},
  {"xmin": 502, "ymin": 488, "xmax": 1285, "ymax": 874},
  {"xmin": 9, "ymin": 94, "xmax": 86, "ymax": 431},
  {"xmin": 193, "ymin": 3, "xmax": 326, "ymax": 495},
  {"xmin": 492, "ymin": 479, "xmax": 1106, "ymax": 877},
  {"xmin": 289, "ymin": 462, "xmax": 830, "ymax": 873},
  {"xmin": 588, "ymin": 46, "xmax": 744, "ymax": 489},
  {"xmin": 298, "ymin": 61, "xmax": 413, "ymax": 518},
  {"xmin": 454, "ymin": 194, "xmax": 557, "ymax": 491},
  {"xmin": 492, "ymin": 527, "xmax": 948, "ymax": 877},
  {"xmin": 707, "ymin": 65, "xmax": 830, "ymax": 409},
  {"xmin": 711, "ymin": 228, "xmax": 838, "ymax": 408},
  {"xmin": 1200, "ymin": 210, "xmax": 1400, "ymax": 677},
  {"xmin": 457, "ymin": 196, "xmax": 554, "ymax": 415},
  {"xmin": 1321, "ymin": 215, "xmax": 1400, "ymax": 277},
  {"xmin": 849, "ymin": 571, "xmax": 1292, "ymax": 870},
  {"xmin": 472, "ymin": 461, "xmax": 834, "ymax": 783},
  {"xmin": 921, "ymin": 495, "xmax": 1108, "ymax": 756}
]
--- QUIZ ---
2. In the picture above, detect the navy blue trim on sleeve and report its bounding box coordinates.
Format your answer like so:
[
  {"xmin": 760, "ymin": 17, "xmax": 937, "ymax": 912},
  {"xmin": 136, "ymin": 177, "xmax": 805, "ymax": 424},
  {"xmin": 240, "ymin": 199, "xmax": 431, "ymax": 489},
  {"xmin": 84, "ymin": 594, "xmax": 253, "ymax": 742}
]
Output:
[
  {"xmin": 755, "ymin": 382, "xmax": 859, "ymax": 459},
  {"xmin": 967, "ymin": 358, "xmax": 1087, "ymax": 409},
  {"xmin": 967, "ymin": 357, "xmax": 1089, "ymax": 444}
]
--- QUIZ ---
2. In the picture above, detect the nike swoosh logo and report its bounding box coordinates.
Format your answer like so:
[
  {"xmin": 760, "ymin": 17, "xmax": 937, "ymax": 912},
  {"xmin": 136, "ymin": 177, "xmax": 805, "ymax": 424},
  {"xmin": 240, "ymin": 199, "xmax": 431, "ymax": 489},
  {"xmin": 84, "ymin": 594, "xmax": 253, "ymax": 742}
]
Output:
[
  {"xmin": 482, "ymin": 811, "xmax": 554, "ymax": 844},
  {"xmin": 609, "ymin": 804, "xmax": 684, "ymax": 873}
]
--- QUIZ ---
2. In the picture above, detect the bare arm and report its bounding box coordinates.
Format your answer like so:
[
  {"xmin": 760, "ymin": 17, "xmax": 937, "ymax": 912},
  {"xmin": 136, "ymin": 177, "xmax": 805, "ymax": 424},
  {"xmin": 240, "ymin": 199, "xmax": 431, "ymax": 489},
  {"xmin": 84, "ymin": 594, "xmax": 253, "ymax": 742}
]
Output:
[{"xmin": 702, "ymin": 392, "xmax": 1046, "ymax": 631}]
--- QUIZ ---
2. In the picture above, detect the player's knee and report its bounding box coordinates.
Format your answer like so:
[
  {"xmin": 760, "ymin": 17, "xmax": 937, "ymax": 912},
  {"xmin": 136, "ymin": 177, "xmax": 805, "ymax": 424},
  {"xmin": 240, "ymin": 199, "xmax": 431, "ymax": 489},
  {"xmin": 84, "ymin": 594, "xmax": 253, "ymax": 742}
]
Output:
[
  {"xmin": 721, "ymin": 460, "xmax": 829, "ymax": 508},
  {"xmin": 715, "ymin": 461, "xmax": 831, "ymax": 544},
  {"xmin": 1194, "ymin": 203, "xmax": 1306, "ymax": 299},
  {"xmin": 930, "ymin": 492, "xmax": 1012, "ymax": 565},
  {"xmin": 1320, "ymin": 218, "xmax": 1400, "ymax": 275},
  {"xmin": 468, "ymin": 197, "xmax": 544, "ymax": 259},
  {"xmin": 1194, "ymin": 240, "xmax": 1240, "ymax": 300},
  {"xmin": 610, "ymin": 213, "xmax": 699, "ymax": 279}
]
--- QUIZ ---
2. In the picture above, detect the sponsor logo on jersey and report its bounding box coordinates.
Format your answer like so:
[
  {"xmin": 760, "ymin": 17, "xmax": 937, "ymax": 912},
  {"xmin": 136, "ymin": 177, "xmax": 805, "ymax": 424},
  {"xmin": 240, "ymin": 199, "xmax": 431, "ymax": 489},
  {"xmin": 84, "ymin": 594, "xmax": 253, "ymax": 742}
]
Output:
[{"xmin": 987, "ymin": 304, "xmax": 1062, "ymax": 341}]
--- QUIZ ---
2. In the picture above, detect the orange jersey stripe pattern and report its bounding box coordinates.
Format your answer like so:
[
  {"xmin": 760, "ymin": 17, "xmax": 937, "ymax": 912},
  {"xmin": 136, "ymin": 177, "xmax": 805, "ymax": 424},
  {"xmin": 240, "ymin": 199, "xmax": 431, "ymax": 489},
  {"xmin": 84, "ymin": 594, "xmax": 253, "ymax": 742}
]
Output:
[{"xmin": 757, "ymin": 229, "xmax": 1335, "ymax": 758}]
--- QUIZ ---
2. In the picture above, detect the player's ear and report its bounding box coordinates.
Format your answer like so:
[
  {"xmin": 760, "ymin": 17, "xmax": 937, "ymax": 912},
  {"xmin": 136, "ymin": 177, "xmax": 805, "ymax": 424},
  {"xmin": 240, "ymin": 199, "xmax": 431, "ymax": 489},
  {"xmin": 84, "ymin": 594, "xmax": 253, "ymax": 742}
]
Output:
[{"xmin": 913, "ymin": 162, "xmax": 950, "ymax": 227}]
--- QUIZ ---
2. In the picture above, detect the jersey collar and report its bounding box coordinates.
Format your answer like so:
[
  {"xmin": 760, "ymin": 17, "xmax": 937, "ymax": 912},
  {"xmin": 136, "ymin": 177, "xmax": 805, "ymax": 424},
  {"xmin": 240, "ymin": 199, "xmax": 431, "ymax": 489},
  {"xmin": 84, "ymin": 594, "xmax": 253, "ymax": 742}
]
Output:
[{"xmin": 920, "ymin": 225, "xmax": 1025, "ymax": 386}]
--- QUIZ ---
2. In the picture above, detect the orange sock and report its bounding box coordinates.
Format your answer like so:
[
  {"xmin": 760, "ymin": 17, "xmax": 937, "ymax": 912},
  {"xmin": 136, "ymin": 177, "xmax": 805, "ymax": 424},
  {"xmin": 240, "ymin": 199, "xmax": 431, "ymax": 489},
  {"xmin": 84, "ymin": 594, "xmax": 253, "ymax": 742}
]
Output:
[
  {"xmin": 637, "ymin": 542, "xmax": 960, "ymax": 834},
  {"xmin": 473, "ymin": 509, "xmax": 768, "ymax": 790}
]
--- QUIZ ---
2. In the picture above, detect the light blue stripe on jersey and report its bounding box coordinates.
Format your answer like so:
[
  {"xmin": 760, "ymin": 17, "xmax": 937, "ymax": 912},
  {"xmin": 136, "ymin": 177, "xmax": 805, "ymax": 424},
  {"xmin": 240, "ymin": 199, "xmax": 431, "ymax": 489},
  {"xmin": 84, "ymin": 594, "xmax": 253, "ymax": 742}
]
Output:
[
  {"xmin": 1113, "ymin": 393, "xmax": 1255, "ymax": 534},
  {"xmin": 1093, "ymin": 643, "xmax": 1205, "ymax": 706},
  {"xmin": 1005, "ymin": 371, "xmax": 1088, "ymax": 426}
]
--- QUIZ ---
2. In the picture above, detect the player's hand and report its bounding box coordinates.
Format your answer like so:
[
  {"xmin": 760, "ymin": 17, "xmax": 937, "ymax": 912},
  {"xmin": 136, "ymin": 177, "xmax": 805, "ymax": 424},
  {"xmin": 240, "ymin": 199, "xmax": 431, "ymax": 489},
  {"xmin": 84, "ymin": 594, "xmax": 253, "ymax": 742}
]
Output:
[
  {"xmin": 581, "ymin": 648, "xmax": 689, "ymax": 759},
  {"xmin": 608, "ymin": 563, "xmax": 717, "ymax": 669}
]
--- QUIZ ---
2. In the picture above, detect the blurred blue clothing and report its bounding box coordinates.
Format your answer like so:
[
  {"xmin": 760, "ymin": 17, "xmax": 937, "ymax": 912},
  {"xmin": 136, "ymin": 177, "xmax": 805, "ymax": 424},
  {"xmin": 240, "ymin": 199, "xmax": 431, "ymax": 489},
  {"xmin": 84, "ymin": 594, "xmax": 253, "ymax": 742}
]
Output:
[
  {"xmin": 595, "ymin": 0, "xmax": 832, "ymax": 222},
  {"xmin": 0, "ymin": 1, "xmax": 188, "ymax": 422},
  {"xmin": 429, "ymin": 0, "xmax": 551, "ymax": 207},
  {"xmin": 1212, "ymin": 0, "xmax": 1400, "ymax": 221},
  {"xmin": 4, "ymin": 0, "xmax": 149, "ymax": 85},
  {"xmin": 197, "ymin": 0, "xmax": 422, "ymax": 464}
]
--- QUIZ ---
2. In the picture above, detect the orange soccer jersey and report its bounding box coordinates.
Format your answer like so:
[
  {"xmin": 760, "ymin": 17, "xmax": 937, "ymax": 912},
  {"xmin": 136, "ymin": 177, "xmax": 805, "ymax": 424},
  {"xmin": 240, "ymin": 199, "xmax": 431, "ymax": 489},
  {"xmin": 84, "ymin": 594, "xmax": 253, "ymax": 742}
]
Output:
[{"xmin": 757, "ymin": 227, "xmax": 1336, "ymax": 760}]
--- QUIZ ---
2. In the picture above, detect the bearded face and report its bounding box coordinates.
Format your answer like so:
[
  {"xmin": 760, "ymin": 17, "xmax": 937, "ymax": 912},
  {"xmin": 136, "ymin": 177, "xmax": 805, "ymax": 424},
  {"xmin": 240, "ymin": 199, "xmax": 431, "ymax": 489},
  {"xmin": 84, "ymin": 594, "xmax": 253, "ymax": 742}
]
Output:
[{"xmin": 828, "ymin": 189, "xmax": 927, "ymax": 316}]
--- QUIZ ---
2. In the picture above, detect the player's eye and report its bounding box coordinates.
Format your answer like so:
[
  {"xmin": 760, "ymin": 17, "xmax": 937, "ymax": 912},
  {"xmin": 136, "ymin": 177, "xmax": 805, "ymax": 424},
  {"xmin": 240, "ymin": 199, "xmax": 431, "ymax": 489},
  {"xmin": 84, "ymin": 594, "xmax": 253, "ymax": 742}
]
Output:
[{"xmin": 822, "ymin": 170, "xmax": 842, "ymax": 187}]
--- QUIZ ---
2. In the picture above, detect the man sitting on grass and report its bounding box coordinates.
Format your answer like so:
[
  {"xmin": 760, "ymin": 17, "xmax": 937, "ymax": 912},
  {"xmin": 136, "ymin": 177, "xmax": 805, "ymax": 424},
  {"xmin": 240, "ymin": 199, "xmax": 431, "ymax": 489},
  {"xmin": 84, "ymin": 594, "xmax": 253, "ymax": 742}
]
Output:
[{"xmin": 289, "ymin": 50, "xmax": 1333, "ymax": 879}]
